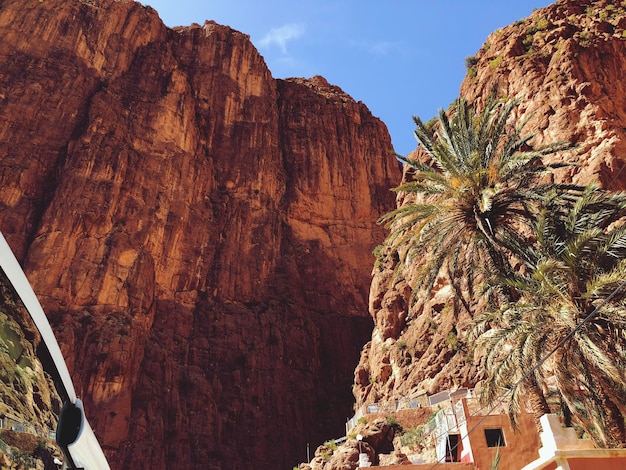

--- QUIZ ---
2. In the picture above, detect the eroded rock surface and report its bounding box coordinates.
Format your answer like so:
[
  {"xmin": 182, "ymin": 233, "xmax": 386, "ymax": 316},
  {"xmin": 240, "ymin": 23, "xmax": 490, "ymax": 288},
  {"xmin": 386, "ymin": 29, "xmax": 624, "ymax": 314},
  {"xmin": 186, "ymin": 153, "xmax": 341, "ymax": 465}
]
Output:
[
  {"xmin": 0, "ymin": 0, "xmax": 400, "ymax": 468},
  {"xmin": 354, "ymin": 0, "xmax": 626, "ymax": 415}
]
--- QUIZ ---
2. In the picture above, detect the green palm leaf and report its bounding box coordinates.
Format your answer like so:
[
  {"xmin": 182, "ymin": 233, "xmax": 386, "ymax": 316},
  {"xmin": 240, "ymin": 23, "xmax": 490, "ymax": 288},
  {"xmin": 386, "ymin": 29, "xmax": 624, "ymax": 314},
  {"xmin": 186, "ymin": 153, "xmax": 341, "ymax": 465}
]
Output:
[
  {"xmin": 379, "ymin": 94, "xmax": 577, "ymax": 304},
  {"xmin": 473, "ymin": 185, "xmax": 626, "ymax": 447}
]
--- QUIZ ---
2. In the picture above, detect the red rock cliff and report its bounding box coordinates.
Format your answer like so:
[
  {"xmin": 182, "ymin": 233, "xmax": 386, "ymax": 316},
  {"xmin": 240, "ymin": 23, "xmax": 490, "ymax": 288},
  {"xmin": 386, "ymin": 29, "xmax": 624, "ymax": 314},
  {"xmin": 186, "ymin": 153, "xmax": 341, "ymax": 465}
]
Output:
[
  {"xmin": 0, "ymin": 0, "xmax": 400, "ymax": 468},
  {"xmin": 354, "ymin": 0, "xmax": 626, "ymax": 413}
]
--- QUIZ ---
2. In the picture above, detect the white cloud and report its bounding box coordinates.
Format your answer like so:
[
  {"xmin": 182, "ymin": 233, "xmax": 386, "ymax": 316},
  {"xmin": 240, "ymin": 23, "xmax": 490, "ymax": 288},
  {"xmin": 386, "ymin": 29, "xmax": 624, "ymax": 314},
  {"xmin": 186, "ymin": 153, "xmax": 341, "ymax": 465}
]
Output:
[
  {"xmin": 350, "ymin": 39, "xmax": 407, "ymax": 58},
  {"xmin": 367, "ymin": 40, "xmax": 394, "ymax": 56},
  {"xmin": 258, "ymin": 23, "xmax": 305, "ymax": 54}
]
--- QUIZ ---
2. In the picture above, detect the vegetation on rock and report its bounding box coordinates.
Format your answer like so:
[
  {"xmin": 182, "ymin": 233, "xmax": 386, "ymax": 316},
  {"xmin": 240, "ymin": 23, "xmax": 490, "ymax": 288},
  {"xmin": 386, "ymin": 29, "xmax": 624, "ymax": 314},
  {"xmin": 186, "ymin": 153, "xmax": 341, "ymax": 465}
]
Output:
[{"xmin": 380, "ymin": 95, "xmax": 626, "ymax": 448}]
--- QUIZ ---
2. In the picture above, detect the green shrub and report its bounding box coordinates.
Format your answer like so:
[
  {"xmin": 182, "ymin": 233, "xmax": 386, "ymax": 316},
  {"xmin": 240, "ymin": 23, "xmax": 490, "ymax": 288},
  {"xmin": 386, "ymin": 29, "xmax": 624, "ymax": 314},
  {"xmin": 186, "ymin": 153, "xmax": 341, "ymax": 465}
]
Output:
[
  {"xmin": 319, "ymin": 440, "xmax": 337, "ymax": 462},
  {"xmin": 372, "ymin": 244, "xmax": 385, "ymax": 268},
  {"xmin": 464, "ymin": 55, "xmax": 479, "ymax": 70},
  {"xmin": 488, "ymin": 55, "xmax": 503, "ymax": 68},
  {"xmin": 400, "ymin": 426, "xmax": 424, "ymax": 448},
  {"xmin": 579, "ymin": 30, "xmax": 592, "ymax": 47},
  {"xmin": 324, "ymin": 440, "xmax": 337, "ymax": 451},
  {"xmin": 535, "ymin": 17, "xmax": 549, "ymax": 31},
  {"xmin": 445, "ymin": 331, "xmax": 458, "ymax": 350},
  {"xmin": 386, "ymin": 415, "xmax": 402, "ymax": 431},
  {"xmin": 522, "ymin": 16, "xmax": 549, "ymax": 54}
]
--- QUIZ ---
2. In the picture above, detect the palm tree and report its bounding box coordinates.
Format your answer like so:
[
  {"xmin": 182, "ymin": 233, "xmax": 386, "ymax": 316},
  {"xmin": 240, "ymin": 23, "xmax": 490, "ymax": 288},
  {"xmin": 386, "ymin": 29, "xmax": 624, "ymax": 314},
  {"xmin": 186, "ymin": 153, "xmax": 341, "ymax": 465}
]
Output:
[
  {"xmin": 472, "ymin": 185, "xmax": 626, "ymax": 447},
  {"xmin": 379, "ymin": 94, "xmax": 574, "ymax": 310}
]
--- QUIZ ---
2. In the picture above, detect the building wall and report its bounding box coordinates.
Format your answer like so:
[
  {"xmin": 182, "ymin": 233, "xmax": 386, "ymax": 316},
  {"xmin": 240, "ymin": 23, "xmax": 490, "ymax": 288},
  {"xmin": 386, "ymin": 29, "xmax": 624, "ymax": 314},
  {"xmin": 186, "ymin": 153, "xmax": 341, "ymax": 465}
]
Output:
[
  {"xmin": 370, "ymin": 464, "xmax": 475, "ymax": 470},
  {"xmin": 569, "ymin": 458, "xmax": 626, "ymax": 469},
  {"xmin": 464, "ymin": 412, "xmax": 540, "ymax": 469}
]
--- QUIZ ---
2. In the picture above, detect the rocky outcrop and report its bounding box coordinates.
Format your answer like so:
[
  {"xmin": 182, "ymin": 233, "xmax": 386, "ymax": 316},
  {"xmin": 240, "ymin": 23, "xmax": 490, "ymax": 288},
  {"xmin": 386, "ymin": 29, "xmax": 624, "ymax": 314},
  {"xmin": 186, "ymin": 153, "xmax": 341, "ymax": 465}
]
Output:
[
  {"xmin": 0, "ymin": 0, "xmax": 400, "ymax": 468},
  {"xmin": 354, "ymin": 0, "xmax": 626, "ymax": 413},
  {"xmin": 0, "ymin": 268, "xmax": 60, "ymax": 437},
  {"xmin": 461, "ymin": 0, "xmax": 626, "ymax": 189},
  {"xmin": 300, "ymin": 418, "xmax": 397, "ymax": 470}
]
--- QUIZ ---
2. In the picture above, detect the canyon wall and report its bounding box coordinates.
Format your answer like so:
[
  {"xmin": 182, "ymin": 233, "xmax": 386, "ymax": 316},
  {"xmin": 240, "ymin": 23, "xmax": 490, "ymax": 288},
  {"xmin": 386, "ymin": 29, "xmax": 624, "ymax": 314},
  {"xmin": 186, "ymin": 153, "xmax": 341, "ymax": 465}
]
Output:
[
  {"xmin": 354, "ymin": 0, "xmax": 626, "ymax": 413},
  {"xmin": 0, "ymin": 0, "xmax": 400, "ymax": 468}
]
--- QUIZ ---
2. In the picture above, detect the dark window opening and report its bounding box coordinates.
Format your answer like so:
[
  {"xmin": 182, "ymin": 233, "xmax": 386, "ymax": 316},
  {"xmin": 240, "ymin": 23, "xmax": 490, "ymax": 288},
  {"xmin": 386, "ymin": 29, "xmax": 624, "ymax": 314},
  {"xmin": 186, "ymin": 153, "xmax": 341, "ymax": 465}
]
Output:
[
  {"xmin": 445, "ymin": 434, "xmax": 461, "ymax": 462},
  {"xmin": 484, "ymin": 428, "xmax": 506, "ymax": 447}
]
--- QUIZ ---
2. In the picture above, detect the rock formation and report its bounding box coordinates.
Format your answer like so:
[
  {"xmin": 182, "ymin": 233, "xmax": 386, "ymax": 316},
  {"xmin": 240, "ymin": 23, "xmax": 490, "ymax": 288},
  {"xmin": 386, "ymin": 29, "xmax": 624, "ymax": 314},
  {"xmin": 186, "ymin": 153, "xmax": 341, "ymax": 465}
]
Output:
[
  {"xmin": 354, "ymin": 0, "xmax": 626, "ymax": 417},
  {"xmin": 0, "ymin": 267, "xmax": 60, "ymax": 438},
  {"xmin": 0, "ymin": 0, "xmax": 400, "ymax": 468}
]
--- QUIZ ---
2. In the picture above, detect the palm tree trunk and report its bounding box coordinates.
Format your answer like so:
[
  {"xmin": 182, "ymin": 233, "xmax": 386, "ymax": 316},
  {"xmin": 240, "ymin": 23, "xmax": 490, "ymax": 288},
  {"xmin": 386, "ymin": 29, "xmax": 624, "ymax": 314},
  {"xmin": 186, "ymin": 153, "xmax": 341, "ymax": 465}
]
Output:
[
  {"xmin": 560, "ymin": 396, "xmax": 573, "ymax": 427},
  {"xmin": 597, "ymin": 387, "xmax": 626, "ymax": 447},
  {"xmin": 527, "ymin": 375, "xmax": 550, "ymax": 432}
]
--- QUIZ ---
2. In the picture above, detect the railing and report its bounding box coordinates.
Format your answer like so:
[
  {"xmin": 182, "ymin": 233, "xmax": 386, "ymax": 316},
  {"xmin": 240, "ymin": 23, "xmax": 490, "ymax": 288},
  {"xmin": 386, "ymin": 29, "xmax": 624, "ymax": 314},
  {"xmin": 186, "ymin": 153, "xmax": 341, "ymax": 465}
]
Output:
[
  {"xmin": 346, "ymin": 396, "xmax": 423, "ymax": 433},
  {"xmin": 346, "ymin": 389, "xmax": 471, "ymax": 434},
  {"xmin": 0, "ymin": 415, "xmax": 55, "ymax": 440},
  {"xmin": 0, "ymin": 415, "xmax": 55, "ymax": 467},
  {"xmin": 345, "ymin": 407, "xmax": 364, "ymax": 433}
]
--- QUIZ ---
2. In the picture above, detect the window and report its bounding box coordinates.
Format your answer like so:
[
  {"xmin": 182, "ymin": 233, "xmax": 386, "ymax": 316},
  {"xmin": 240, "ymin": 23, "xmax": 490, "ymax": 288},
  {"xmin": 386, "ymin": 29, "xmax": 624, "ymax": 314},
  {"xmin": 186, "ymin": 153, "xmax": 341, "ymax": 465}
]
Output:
[
  {"xmin": 484, "ymin": 428, "xmax": 506, "ymax": 447},
  {"xmin": 445, "ymin": 434, "xmax": 461, "ymax": 462}
]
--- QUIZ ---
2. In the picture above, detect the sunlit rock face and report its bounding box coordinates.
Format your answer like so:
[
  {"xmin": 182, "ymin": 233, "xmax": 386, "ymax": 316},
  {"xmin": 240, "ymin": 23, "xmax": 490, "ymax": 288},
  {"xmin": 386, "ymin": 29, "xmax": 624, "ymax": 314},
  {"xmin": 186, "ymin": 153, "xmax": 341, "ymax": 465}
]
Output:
[
  {"xmin": 0, "ymin": 0, "xmax": 400, "ymax": 468},
  {"xmin": 354, "ymin": 0, "xmax": 626, "ymax": 414},
  {"xmin": 460, "ymin": 0, "xmax": 626, "ymax": 189}
]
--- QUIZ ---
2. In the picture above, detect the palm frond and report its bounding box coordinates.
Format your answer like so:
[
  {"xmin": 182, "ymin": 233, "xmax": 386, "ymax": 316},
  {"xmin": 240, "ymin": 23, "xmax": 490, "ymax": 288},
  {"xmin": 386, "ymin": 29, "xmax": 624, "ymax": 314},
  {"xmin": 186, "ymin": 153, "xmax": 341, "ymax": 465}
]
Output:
[{"xmin": 472, "ymin": 184, "xmax": 626, "ymax": 447}]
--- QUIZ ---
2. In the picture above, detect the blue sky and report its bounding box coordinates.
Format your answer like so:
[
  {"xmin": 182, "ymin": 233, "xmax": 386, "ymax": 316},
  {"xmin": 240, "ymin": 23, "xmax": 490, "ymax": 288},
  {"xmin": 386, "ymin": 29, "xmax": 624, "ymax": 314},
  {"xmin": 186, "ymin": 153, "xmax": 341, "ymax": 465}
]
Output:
[{"xmin": 144, "ymin": 1, "xmax": 553, "ymax": 156}]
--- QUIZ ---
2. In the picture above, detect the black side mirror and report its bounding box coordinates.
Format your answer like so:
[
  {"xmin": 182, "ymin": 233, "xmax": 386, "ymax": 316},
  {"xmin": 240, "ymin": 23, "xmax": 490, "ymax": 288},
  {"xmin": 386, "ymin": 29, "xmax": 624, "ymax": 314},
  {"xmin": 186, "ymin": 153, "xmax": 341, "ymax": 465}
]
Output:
[{"xmin": 57, "ymin": 401, "xmax": 83, "ymax": 448}]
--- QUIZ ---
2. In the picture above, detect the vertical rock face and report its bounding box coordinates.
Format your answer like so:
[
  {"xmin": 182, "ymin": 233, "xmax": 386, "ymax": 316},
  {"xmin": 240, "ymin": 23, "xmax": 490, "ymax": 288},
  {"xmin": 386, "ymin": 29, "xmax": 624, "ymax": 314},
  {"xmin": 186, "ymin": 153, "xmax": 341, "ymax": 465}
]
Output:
[
  {"xmin": 354, "ymin": 0, "xmax": 626, "ymax": 413},
  {"xmin": 0, "ymin": 0, "xmax": 400, "ymax": 468}
]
